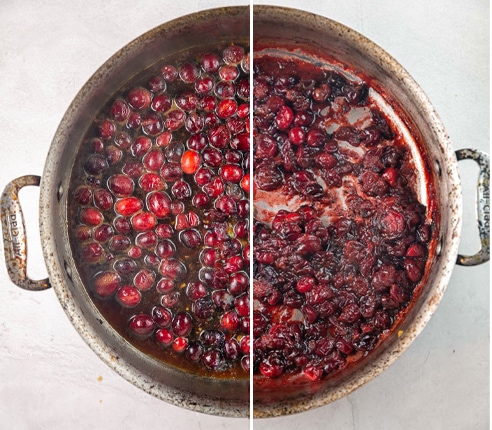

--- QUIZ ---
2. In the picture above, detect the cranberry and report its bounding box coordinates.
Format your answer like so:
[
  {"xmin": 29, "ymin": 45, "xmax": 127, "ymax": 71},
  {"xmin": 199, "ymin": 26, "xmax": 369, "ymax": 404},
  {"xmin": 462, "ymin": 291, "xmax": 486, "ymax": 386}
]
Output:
[
  {"xmin": 92, "ymin": 271, "xmax": 121, "ymax": 297},
  {"xmin": 117, "ymin": 286, "xmax": 141, "ymax": 308},
  {"xmin": 170, "ymin": 339, "xmax": 191, "ymax": 355},
  {"xmin": 160, "ymin": 64, "xmax": 178, "ymax": 82},
  {"xmin": 129, "ymin": 314, "xmax": 155, "ymax": 336},
  {"xmin": 127, "ymin": 87, "xmax": 151, "ymax": 110},
  {"xmin": 181, "ymin": 150, "xmax": 201, "ymax": 175},
  {"xmin": 84, "ymin": 154, "xmax": 108, "ymax": 175},
  {"xmin": 79, "ymin": 207, "xmax": 103, "ymax": 226},
  {"xmin": 114, "ymin": 197, "xmax": 143, "ymax": 217},
  {"xmin": 179, "ymin": 229, "xmax": 202, "ymax": 249},
  {"xmin": 108, "ymin": 174, "xmax": 134, "ymax": 197},
  {"xmin": 110, "ymin": 98, "xmax": 131, "ymax": 122},
  {"xmin": 146, "ymin": 191, "xmax": 171, "ymax": 218},
  {"xmin": 200, "ymin": 52, "xmax": 221, "ymax": 73},
  {"xmin": 172, "ymin": 312, "xmax": 193, "ymax": 337},
  {"xmin": 179, "ymin": 62, "xmax": 201, "ymax": 83},
  {"xmin": 151, "ymin": 93, "xmax": 172, "ymax": 113},
  {"xmin": 94, "ymin": 224, "xmax": 114, "ymax": 242},
  {"xmin": 220, "ymin": 164, "xmax": 243, "ymax": 183},
  {"xmin": 147, "ymin": 75, "xmax": 166, "ymax": 93},
  {"xmin": 159, "ymin": 259, "xmax": 187, "ymax": 281},
  {"xmin": 156, "ymin": 328, "xmax": 173, "ymax": 346},
  {"xmin": 81, "ymin": 242, "xmax": 104, "ymax": 263},
  {"xmin": 152, "ymin": 306, "xmax": 172, "ymax": 328}
]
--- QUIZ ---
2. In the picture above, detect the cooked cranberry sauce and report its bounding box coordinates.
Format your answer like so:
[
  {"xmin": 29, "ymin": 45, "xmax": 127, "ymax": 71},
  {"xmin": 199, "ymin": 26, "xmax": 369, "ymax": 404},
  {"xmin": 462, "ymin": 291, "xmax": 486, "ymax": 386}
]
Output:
[
  {"xmin": 252, "ymin": 55, "xmax": 432, "ymax": 381},
  {"xmin": 69, "ymin": 45, "xmax": 250, "ymax": 378}
]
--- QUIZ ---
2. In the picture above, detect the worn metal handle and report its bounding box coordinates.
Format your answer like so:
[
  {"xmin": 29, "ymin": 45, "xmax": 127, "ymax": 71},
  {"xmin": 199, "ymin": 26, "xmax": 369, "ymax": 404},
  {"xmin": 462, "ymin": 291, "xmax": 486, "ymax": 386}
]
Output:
[
  {"xmin": 455, "ymin": 149, "xmax": 490, "ymax": 266},
  {"xmin": 1, "ymin": 175, "xmax": 51, "ymax": 290}
]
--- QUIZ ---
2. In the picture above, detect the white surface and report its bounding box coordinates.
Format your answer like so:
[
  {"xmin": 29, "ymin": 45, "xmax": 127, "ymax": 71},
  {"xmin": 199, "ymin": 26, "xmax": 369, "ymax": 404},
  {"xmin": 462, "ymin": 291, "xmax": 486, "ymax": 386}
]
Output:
[{"xmin": 0, "ymin": 1, "xmax": 489, "ymax": 429}]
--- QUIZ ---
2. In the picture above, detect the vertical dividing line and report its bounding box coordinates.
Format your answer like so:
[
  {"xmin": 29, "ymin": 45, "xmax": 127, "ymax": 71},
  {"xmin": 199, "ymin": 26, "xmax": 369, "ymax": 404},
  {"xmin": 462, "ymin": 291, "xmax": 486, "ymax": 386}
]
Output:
[{"xmin": 249, "ymin": 1, "xmax": 254, "ymax": 427}]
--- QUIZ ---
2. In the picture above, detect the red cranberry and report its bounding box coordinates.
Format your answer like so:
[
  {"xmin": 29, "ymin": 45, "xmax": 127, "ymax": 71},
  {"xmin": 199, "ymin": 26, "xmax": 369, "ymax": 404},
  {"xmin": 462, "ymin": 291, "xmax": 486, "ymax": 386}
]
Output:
[
  {"xmin": 131, "ymin": 212, "xmax": 157, "ymax": 231},
  {"xmin": 92, "ymin": 271, "xmax": 121, "ymax": 297},
  {"xmin": 129, "ymin": 314, "xmax": 155, "ymax": 336},
  {"xmin": 146, "ymin": 191, "xmax": 171, "ymax": 218},
  {"xmin": 107, "ymin": 174, "xmax": 134, "ymax": 197},
  {"xmin": 179, "ymin": 229, "xmax": 202, "ymax": 249},
  {"xmin": 223, "ymin": 45, "xmax": 244, "ymax": 64},
  {"xmin": 117, "ymin": 286, "xmax": 141, "ymax": 308},
  {"xmin": 179, "ymin": 62, "xmax": 201, "ymax": 83},
  {"xmin": 127, "ymin": 87, "xmax": 151, "ymax": 110},
  {"xmin": 159, "ymin": 259, "xmax": 187, "ymax": 281},
  {"xmin": 172, "ymin": 312, "xmax": 193, "ymax": 337},
  {"xmin": 152, "ymin": 306, "xmax": 172, "ymax": 328},
  {"xmin": 160, "ymin": 64, "xmax": 178, "ymax": 82},
  {"xmin": 79, "ymin": 208, "xmax": 103, "ymax": 226},
  {"xmin": 139, "ymin": 173, "xmax": 165, "ymax": 192},
  {"xmin": 110, "ymin": 98, "xmax": 131, "ymax": 122},
  {"xmin": 156, "ymin": 328, "xmax": 173, "ymax": 346}
]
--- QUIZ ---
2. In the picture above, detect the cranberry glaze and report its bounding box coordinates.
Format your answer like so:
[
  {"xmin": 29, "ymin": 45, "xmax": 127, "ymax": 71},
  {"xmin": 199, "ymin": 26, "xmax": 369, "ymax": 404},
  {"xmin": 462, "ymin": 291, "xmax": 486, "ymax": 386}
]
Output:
[
  {"xmin": 252, "ymin": 54, "xmax": 435, "ymax": 385},
  {"xmin": 69, "ymin": 45, "xmax": 250, "ymax": 378}
]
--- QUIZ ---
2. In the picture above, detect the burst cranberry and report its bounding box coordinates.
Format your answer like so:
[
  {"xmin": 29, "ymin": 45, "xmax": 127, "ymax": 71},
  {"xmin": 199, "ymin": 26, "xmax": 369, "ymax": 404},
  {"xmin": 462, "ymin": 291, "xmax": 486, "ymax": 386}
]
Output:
[
  {"xmin": 208, "ymin": 125, "xmax": 231, "ymax": 149},
  {"xmin": 133, "ymin": 269, "xmax": 155, "ymax": 291},
  {"xmin": 195, "ymin": 76, "xmax": 214, "ymax": 94},
  {"xmin": 223, "ymin": 45, "xmax": 244, "ymax": 64},
  {"xmin": 81, "ymin": 242, "xmax": 104, "ymax": 263},
  {"xmin": 147, "ymin": 75, "xmax": 166, "ymax": 93},
  {"xmin": 216, "ymin": 98, "xmax": 238, "ymax": 119},
  {"xmin": 156, "ymin": 131, "xmax": 173, "ymax": 147},
  {"xmin": 106, "ymin": 145, "xmax": 123, "ymax": 165},
  {"xmin": 202, "ymin": 349, "xmax": 224, "ymax": 370}
]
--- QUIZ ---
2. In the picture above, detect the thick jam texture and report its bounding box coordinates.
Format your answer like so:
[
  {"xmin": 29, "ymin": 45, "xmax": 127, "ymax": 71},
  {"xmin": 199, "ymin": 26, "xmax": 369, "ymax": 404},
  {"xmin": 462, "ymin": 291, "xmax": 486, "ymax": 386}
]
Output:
[{"xmin": 252, "ymin": 55, "xmax": 432, "ymax": 381}]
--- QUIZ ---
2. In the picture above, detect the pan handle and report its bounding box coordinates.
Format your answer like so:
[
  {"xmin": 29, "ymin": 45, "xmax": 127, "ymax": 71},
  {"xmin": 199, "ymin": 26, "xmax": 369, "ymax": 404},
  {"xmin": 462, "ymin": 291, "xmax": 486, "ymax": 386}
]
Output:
[
  {"xmin": 1, "ymin": 175, "xmax": 51, "ymax": 290},
  {"xmin": 455, "ymin": 149, "xmax": 490, "ymax": 266}
]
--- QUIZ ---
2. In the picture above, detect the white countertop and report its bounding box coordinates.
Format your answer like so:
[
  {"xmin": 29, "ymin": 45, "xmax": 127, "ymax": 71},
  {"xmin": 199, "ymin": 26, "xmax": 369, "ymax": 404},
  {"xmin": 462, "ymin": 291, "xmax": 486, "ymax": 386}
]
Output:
[{"xmin": 0, "ymin": 1, "xmax": 489, "ymax": 429}]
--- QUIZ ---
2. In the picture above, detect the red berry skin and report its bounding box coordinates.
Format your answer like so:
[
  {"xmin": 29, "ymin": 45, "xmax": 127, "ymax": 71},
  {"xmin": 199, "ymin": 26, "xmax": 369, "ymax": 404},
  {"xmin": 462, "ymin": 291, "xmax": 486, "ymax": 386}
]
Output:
[
  {"xmin": 115, "ymin": 197, "xmax": 143, "ymax": 217},
  {"xmin": 181, "ymin": 150, "xmax": 201, "ymax": 175},
  {"xmin": 131, "ymin": 212, "xmax": 157, "ymax": 231},
  {"xmin": 147, "ymin": 191, "xmax": 171, "ymax": 218},
  {"xmin": 240, "ymin": 173, "xmax": 250, "ymax": 193},
  {"xmin": 220, "ymin": 164, "xmax": 243, "ymax": 183},
  {"xmin": 117, "ymin": 286, "xmax": 142, "ymax": 308},
  {"xmin": 92, "ymin": 271, "xmax": 121, "ymax": 297},
  {"xmin": 79, "ymin": 208, "xmax": 103, "ymax": 226},
  {"xmin": 127, "ymin": 87, "xmax": 151, "ymax": 110}
]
